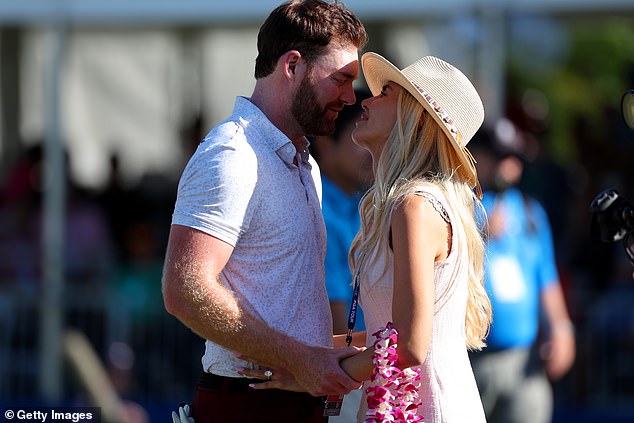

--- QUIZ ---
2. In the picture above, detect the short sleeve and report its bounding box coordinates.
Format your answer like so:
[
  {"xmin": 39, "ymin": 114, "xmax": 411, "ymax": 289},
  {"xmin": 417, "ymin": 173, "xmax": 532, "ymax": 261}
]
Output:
[{"xmin": 171, "ymin": 124, "xmax": 258, "ymax": 246}]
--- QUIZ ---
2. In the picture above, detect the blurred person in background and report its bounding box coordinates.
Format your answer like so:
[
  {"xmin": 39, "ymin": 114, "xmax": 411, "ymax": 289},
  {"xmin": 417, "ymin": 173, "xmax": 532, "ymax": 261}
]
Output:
[
  {"xmin": 0, "ymin": 145, "xmax": 43, "ymax": 294},
  {"xmin": 469, "ymin": 119, "xmax": 576, "ymax": 423},
  {"xmin": 162, "ymin": 1, "xmax": 367, "ymax": 422},
  {"xmin": 310, "ymin": 89, "xmax": 373, "ymax": 422}
]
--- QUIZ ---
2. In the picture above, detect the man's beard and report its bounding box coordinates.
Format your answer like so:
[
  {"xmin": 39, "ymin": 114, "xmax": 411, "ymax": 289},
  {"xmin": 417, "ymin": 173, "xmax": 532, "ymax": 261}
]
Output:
[{"xmin": 291, "ymin": 73, "xmax": 339, "ymax": 137}]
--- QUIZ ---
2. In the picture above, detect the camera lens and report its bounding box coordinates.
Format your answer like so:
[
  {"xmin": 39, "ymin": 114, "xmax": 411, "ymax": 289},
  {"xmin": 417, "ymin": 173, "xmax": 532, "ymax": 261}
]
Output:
[
  {"xmin": 622, "ymin": 89, "xmax": 634, "ymax": 130},
  {"xmin": 626, "ymin": 233, "xmax": 634, "ymax": 263}
]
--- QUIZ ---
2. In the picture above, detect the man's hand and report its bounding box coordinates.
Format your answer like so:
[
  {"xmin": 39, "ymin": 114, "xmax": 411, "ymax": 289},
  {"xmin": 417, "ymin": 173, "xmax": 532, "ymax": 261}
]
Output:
[
  {"xmin": 238, "ymin": 364, "xmax": 303, "ymax": 392},
  {"xmin": 540, "ymin": 320, "xmax": 576, "ymax": 380},
  {"xmin": 540, "ymin": 284, "xmax": 576, "ymax": 381},
  {"xmin": 290, "ymin": 345, "xmax": 364, "ymax": 396},
  {"xmin": 237, "ymin": 345, "xmax": 363, "ymax": 396}
]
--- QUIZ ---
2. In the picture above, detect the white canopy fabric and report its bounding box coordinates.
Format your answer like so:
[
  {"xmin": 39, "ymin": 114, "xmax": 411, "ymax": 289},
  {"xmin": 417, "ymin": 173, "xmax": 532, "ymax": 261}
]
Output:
[{"xmin": 21, "ymin": 29, "xmax": 187, "ymax": 187}]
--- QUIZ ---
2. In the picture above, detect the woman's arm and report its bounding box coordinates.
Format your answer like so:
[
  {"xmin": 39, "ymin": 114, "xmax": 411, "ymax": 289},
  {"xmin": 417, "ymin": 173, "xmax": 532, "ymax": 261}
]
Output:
[
  {"xmin": 389, "ymin": 194, "xmax": 446, "ymax": 368},
  {"xmin": 339, "ymin": 193, "xmax": 447, "ymax": 378}
]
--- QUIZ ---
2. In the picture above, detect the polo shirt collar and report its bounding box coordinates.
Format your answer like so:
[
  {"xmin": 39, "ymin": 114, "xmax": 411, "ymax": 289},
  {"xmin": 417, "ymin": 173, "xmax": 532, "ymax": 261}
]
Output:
[{"xmin": 235, "ymin": 96, "xmax": 310, "ymax": 168}]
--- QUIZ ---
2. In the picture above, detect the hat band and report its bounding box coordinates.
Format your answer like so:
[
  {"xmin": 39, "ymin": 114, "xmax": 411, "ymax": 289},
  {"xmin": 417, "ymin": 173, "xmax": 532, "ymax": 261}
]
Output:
[{"xmin": 410, "ymin": 81, "xmax": 460, "ymax": 142}]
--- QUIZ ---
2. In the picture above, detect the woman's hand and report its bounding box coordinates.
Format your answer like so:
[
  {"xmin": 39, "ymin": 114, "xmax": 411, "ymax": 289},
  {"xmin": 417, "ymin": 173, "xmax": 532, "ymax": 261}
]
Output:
[{"xmin": 339, "ymin": 347, "xmax": 373, "ymax": 383}]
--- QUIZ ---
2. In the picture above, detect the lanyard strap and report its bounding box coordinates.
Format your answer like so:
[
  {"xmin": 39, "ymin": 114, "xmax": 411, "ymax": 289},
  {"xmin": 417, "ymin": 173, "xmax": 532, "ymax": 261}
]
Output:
[{"xmin": 345, "ymin": 255, "xmax": 364, "ymax": 346}]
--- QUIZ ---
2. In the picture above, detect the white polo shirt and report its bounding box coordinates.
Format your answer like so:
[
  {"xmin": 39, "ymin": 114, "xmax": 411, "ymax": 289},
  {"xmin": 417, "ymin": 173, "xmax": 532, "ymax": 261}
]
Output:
[{"xmin": 172, "ymin": 96, "xmax": 332, "ymax": 377}]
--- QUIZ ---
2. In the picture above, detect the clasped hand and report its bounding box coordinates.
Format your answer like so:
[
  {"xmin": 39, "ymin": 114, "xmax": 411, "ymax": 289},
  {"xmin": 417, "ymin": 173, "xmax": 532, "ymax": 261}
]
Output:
[{"xmin": 236, "ymin": 344, "xmax": 363, "ymax": 397}]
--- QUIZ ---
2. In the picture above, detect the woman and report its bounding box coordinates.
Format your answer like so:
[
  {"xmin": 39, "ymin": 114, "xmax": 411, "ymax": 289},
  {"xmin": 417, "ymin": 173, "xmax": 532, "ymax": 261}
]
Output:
[
  {"xmin": 329, "ymin": 52, "xmax": 493, "ymax": 422},
  {"xmin": 235, "ymin": 52, "xmax": 492, "ymax": 422}
]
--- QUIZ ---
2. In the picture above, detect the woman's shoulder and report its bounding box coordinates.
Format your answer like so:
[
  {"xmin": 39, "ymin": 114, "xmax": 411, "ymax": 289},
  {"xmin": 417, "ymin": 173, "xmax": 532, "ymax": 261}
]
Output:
[
  {"xmin": 396, "ymin": 181, "xmax": 445, "ymax": 202},
  {"xmin": 404, "ymin": 183, "xmax": 450, "ymax": 224},
  {"xmin": 390, "ymin": 184, "xmax": 452, "ymax": 262},
  {"xmin": 392, "ymin": 188, "xmax": 450, "ymax": 226}
]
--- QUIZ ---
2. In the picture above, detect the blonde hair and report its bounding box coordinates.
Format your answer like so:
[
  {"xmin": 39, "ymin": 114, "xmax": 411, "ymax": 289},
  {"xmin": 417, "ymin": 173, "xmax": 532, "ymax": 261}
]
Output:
[{"xmin": 349, "ymin": 89, "xmax": 491, "ymax": 350}]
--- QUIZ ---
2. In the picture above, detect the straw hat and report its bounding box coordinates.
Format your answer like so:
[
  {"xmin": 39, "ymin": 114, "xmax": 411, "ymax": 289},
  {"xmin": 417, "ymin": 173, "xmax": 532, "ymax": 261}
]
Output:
[{"xmin": 361, "ymin": 52, "xmax": 485, "ymax": 190}]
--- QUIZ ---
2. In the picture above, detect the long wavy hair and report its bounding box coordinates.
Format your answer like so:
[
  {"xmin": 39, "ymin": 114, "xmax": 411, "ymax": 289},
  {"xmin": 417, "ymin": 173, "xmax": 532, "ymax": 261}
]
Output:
[{"xmin": 349, "ymin": 89, "xmax": 491, "ymax": 350}]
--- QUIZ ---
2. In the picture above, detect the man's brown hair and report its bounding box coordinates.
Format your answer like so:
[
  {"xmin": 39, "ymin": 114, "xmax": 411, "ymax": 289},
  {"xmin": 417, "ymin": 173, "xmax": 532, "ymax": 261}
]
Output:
[{"xmin": 255, "ymin": 0, "xmax": 367, "ymax": 79}]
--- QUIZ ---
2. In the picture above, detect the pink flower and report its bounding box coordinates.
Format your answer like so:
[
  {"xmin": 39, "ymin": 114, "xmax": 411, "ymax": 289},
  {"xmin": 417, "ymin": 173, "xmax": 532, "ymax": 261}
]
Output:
[{"xmin": 365, "ymin": 322, "xmax": 424, "ymax": 422}]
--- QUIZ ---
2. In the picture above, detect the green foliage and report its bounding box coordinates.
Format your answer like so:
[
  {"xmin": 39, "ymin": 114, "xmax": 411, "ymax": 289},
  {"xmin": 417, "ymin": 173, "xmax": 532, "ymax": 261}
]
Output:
[{"xmin": 507, "ymin": 18, "xmax": 634, "ymax": 164}]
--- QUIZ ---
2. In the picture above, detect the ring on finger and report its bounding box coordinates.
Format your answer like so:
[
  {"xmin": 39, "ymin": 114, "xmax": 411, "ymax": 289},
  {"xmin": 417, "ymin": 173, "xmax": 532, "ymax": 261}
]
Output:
[{"xmin": 263, "ymin": 370, "xmax": 273, "ymax": 380}]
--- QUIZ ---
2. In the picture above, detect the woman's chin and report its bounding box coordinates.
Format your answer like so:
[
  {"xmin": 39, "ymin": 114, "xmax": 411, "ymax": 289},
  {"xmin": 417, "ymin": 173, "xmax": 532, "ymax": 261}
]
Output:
[{"xmin": 351, "ymin": 128, "xmax": 368, "ymax": 148}]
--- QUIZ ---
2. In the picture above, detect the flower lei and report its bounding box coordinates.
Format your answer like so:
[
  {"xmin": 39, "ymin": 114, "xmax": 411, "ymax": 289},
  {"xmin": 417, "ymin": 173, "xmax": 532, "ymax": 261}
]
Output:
[{"xmin": 365, "ymin": 322, "xmax": 423, "ymax": 423}]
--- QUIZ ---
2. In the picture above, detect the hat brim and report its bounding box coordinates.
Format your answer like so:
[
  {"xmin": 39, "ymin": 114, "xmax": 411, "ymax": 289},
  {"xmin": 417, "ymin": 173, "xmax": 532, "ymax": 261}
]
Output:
[{"xmin": 361, "ymin": 52, "xmax": 477, "ymax": 188}]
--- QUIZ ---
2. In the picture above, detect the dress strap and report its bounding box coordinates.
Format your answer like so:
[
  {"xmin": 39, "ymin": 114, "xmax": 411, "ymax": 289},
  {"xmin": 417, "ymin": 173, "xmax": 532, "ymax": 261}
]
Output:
[{"xmin": 415, "ymin": 190, "xmax": 451, "ymax": 224}]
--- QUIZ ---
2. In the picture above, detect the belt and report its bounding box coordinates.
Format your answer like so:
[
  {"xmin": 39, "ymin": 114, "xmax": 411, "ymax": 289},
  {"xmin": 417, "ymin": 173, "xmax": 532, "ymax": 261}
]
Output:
[
  {"xmin": 198, "ymin": 372, "xmax": 334, "ymax": 418},
  {"xmin": 197, "ymin": 372, "xmax": 327, "ymax": 400},
  {"xmin": 197, "ymin": 372, "xmax": 263, "ymax": 393}
]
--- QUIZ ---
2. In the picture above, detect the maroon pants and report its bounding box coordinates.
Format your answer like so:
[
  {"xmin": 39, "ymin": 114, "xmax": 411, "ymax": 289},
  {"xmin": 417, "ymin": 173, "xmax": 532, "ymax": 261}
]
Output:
[{"xmin": 190, "ymin": 373, "xmax": 328, "ymax": 423}]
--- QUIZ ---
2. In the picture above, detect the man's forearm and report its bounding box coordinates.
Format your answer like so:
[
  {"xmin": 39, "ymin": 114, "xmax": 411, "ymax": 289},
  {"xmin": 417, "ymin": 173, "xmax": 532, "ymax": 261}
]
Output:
[
  {"xmin": 163, "ymin": 271, "xmax": 303, "ymax": 370},
  {"xmin": 161, "ymin": 225, "xmax": 360, "ymax": 396}
]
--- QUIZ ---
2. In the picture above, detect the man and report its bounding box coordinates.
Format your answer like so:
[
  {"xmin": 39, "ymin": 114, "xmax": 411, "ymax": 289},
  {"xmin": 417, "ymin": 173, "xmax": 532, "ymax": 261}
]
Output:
[
  {"xmin": 469, "ymin": 119, "xmax": 576, "ymax": 423},
  {"xmin": 161, "ymin": 1, "xmax": 367, "ymax": 422}
]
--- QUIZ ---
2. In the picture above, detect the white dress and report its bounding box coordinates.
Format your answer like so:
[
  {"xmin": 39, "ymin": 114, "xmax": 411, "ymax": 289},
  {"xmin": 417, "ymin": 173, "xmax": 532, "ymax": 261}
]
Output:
[{"xmin": 357, "ymin": 185, "xmax": 486, "ymax": 423}]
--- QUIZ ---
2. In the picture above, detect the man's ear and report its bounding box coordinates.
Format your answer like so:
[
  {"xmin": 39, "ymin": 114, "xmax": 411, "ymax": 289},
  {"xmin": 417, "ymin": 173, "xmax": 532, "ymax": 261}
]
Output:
[{"xmin": 282, "ymin": 50, "xmax": 304, "ymax": 80}]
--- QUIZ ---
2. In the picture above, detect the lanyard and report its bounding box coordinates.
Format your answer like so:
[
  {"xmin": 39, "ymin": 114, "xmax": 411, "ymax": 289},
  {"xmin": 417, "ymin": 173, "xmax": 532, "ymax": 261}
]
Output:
[
  {"xmin": 325, "ymin": 254, "xmax": 363, "ymax": 417},
  {"xmin": 345, "ymin": 270, "xmax": 361, "ymax": 347},
  {"xmin": 345, "ymin": 252, "xmax": 366, "ymax": 347}
]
